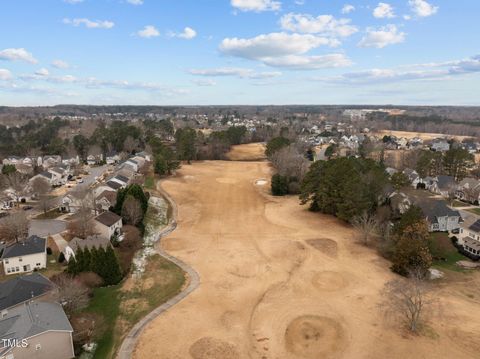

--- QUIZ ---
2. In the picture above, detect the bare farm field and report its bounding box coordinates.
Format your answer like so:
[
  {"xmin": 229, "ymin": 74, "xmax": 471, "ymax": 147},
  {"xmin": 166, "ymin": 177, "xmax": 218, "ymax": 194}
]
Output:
[{"xmin": 134, "ymin": 149, "xmax": 480, "ymax": 359}]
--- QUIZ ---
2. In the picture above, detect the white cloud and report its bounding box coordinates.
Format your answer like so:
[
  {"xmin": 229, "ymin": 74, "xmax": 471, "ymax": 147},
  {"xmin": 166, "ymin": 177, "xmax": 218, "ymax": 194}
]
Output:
[
  {"xmin": 137, "ymin": 25, "xmax": 160, "ymax": 38},
  {"xmin": 0, "ymin": 48, "xmax": 38, "ymax": 64},
  {"xmin": 63, "ymin": 18, "xmax": 114, "ymax": 29},
  {"xmin": 189, "ymin": 67, "xmax": 281, "ymax": 79},
  {"xmin": 63, "ymin": 0, "xmax": 84, "ymax": 3},
  {"xmin": 51, "ymin": 59, "xmax": 70, "ymax": 69},
  {"xmin": 170, "ymin": 27, "xmax": 197, "ymax": 40},
  {"xmin": 341, "ymin": 4, "xmax": 355, "ymax": 14},
  {"xmin": 220, "ymin": 32, "xmax": 351, "ymax": 70},
  {"xmin": 192, "ymin": 79, "xmax": 217, "ymax": 86},
  {"xmin": 35, "ymin": 68, "xmax": 49, "ymax": 76},
  {"xmin": 358, "ymin": 25, "xmax": 405, "ymax": 48},
  {"xmin": 231, "ymin": 0, "xmax": 281, "ymax": 12},
  {"xmin": 0, "ymin": 69, "xmax": 12, "ymax": 81},
  {"xmin": 409, "ymin": 0, "xmax": 438, "ymax": 17},
  {"xmin": 295, "ymin": 0, "xmax": 305, "ymax": 5},
  {"xmin": 262, "ymin": 54, "xmax": 352, "ymax": 69},
  {"xmin": 127, "ymin": 0, "xmax": 143, "ymax": 5},
  {"xmin": 221, "ymin": 32, "xmax": 337, "ymax": 58},
  {"xmin": 219, "ymin": 32, "xmax": 348, "ymax": 69},
  {"xmin": 323, "ymin": 55, "xmax": 480, "ymax": 84},
  {"xmin": 373, "ymin": 3, "xmax": 395, "ymax": 18},
  {"xmin": 280, "ymin": 13, "xmax": 358, "ymax": 37},
  {"xmin": 403, "ymin": 14, "xmax": 412, "ymax": 20}
]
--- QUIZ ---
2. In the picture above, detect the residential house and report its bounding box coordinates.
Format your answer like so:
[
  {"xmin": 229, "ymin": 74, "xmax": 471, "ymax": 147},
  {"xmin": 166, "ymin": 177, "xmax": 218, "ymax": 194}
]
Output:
[
  {"xmin": 42, "ymin": 155, "xmax": 62, "ymax": 169},
  {"xmin": 403, "ymin": 168, "xmax": 423, "ymax": 188},
  {"xmin": 431, "ymin": 139, "xmax": 450, "ymax": 152},
  {"xmin": 385, "ymin": 167, "xmax": 397, "ymax": 177},
  {"xmin": 1, "ymin": 236, "xmax": 47, "ymax": 275},
  {"xmin": 29, "ymin": 172, "xmax": 55, "ymax": 187},
  {"xmin": 110, "ymin": 174, "xmax": 129, "ymax": 187},
  {"xmin": 86, "ymin": 154, "xmax": 97, "ymax": 166},
  {"xmin": 63, "ymin": 235, "xmax": 112, "ymax": 262},
  {"xmin": 429, "ymin": 175, "xmax": 456, "ymax": 197},
  {"xmin": 417, "ymin": 200, "xmax": 462, "ymax": 232},
  {"xmin": 135, "ymin": 151, "xmax": 151, "ymax": 162},
  {"xmin": 0, "ymin": 273, "xmax": 55, "ymax": 312},
  {"xmin": 106, "ymin": 152, "xmax": 121, "ymax": 165},
  {"xmin": 0, "ymin": 301, "xmax": 74, "ymax": 359},
  {"xmin": 59, "ymin": 192, "xmax": 83, "ymax": 213},
  {"xmin": 94, "ymin": 184, "xmax": 117, "ymax": 197},
  {"xmin": 389, "ymin": 191, "xmax": 411, "ymax": 216},
  {"xmin": 49, "ymin": 167, "xmax": 69, "ymax": 186},
  {"xmin": 96, "ymin": 190, "xmax": 117, "ymax": 212},
  {"xmin": 106, "ymin": 180, "xmax": 124, "ymax": 191},
  {"xmin": 94, "ymin": 211, "xmax": 123, "ymax": 240},
  {"xmin": 458, "ymin": 217, "xmax": 480, "ymax": 258},
  {"xmin": 62, "ymin": 155, "xmax": 80, "ymax": 166},
  {"xmin": 456, "ymin": 177, "xmax": 480, "ymax": 204},
  {"xmin": 2, "ymin": 156, "xmax": 21, "ymax": 166},
  {"xmin": 124, "ymin": 158, "xmax": 139, "ymax": 172}
]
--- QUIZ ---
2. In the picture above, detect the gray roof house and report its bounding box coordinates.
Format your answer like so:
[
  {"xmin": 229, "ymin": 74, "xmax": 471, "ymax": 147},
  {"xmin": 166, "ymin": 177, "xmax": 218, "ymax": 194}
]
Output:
[
  {"xmin": 0, "ymin": 301, "xmax": 74, "ymax": 359},
  {"xmin": 431, "ymin": 139, "xmax": 450, "ymax": 152},
  {"xmin": 417, "ymin": 200, "xmax": 462, "ymax": 232},
  {"xmin": 1, "ymin": 236, "xmax": 47, "ymax": 275},
  {"xmin": 0, "ymin": 273, "xmax": 55, "ymax": 311},
  {"xmin": 458, "ymin": 218, "xmax": 480, "ymax": 258}
]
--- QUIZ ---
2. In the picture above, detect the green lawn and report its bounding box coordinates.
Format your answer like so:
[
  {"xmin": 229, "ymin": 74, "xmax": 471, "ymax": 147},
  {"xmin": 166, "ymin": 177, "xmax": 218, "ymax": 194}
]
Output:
[
  {"xmin": 144, "ymin": 176, "xmax": 155, "ymax": 189},
  {"xmin": 430, "ymin": 232, "xmax": 469, "ymax": 272},
  {"xmin": 466, "ymin": 208, "xmax": 480, "ymax": 215},
  {"xmin": 452, "ymin": 200, "xmax": 468, "ymax": 207},
  {"xmin": 81, "ymin": 255, "xmax": 185, "ymax": 359}
]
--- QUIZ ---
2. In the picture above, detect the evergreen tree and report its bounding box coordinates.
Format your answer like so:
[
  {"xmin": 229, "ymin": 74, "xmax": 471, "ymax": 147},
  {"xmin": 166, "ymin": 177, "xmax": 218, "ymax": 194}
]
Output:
[{"xmin": 271, "ymin": 174, "xmax": 289, "ymax": 196}]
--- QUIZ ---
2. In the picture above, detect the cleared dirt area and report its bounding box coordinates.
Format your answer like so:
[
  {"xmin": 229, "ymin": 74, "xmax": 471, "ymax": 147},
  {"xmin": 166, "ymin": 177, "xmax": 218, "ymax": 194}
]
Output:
[
  {"xmin": 375, "ymin": 130, "xmax": 473, "ymax": 141},
  {"xmin": 134, "ymin": 149, "xmax": 480, "ymax": 359},
  {"xmin": 226, "ymin": 143, "xmax": 267, "ymax": 161}
]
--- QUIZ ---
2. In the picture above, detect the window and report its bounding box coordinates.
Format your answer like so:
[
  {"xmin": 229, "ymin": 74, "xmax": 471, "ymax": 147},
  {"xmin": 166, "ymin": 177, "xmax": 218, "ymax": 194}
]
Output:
[
  {"xmin": 36, "ymin": 263, "xmax": 41, "ymax": 267},
  {"xmin": 18, "ymin": 258, "xmax": 22, "ymax": 262},
  {"xmin": 6, "ymin": 268, "xmax": 10, "ymax": 273},
  {"xmin": 4, "ymin": 260, "xmax": 8, "ymax": 264},
  {"xmin": 15, "ymin": 267, "xmax": 19, "ymax": 272}
]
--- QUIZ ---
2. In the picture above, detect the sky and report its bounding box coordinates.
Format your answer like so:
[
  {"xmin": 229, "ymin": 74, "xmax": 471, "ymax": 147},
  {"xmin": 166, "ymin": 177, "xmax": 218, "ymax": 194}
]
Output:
[{"xmin": 0, "ymin": 0, "xmax": 479, "ymax": 106}]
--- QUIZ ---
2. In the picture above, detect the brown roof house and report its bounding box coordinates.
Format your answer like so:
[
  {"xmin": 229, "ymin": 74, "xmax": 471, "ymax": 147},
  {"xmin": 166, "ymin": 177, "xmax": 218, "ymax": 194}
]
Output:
[{"xmin": 94, "ymin": 211, "xmax": 123, "ymax": 240}]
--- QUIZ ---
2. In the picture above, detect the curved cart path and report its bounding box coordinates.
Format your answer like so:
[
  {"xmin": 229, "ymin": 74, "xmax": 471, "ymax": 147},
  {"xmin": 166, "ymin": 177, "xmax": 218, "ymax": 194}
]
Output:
[{"xmin": 116, "ymin": 182, "xmax": 200, "ymax": 359}]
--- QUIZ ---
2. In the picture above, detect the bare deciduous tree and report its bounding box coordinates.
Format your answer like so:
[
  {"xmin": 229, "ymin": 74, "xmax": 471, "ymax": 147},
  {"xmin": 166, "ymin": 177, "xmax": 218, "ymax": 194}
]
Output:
[
  {"xmin": 31, "ymin": 177, "xmax": 52, "ymax": 214},
  {"xmin": 270, "ymin": 145, "xmax": 309, "ymax": 182},
  {"xmin": 0, "ymin": 211, "xmax": 29, "ymax": 244},
  {"xmin": 52, "ymin": 274, "xmax": 90, "ymax": 315},
  {"xmin": 121, "ymin": 195, "xmax": 143, "ymax": 226},
  {"xmin": 67, "ymin": 208, "xmax": 96, "ymax": 239},
  {"xmin": 382, "ymin": 271, "xmax": 435, "ymax": 333},
  {"xmin": 352, "ymin": 211, "xmax": 379, "ymax": 246}
]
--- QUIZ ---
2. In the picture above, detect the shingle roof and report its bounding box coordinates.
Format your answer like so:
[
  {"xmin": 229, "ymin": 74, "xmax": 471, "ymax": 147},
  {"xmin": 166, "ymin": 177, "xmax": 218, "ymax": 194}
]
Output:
[
  {"xmin": 0, "ymin": 302, "xmax": 72, "ymax": 355},
  {"xmin": 468, "ymin": 219, "xmax": 480, "ymax": 233},
  {"xmin": 95, "ymin": 211, "xmax": 122, "ymax": 227},
  {"xmin": 114, "ymin": 174, "xmax": 129, "ymax": 183},
  {"xmin": 68, "ymin": 235, "xmax": 111, "ymax": 253},
  {"xmin": 0, "ymin": 273, "xmax": 55, "ymax": 311},
  {"xmin": 1, "ymin": 236, "xmax": 46, "ymax": 259},
  {"xmin": 437, "ymin": 175, "xmax": 456, "ymax": 190},
  {"xmin": 106, "ymin": 181, "xmax": 122, "ymax": 190},
  {"xmin": 417, "ymin": 200, "xmax": 460, "ymax": 223}
]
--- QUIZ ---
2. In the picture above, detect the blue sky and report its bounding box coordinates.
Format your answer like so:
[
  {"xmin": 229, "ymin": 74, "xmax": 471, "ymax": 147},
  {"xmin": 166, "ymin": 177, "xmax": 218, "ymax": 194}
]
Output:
[{"xmin": 0, "ymin": 0, "xmax": 479, "ymax": 106}]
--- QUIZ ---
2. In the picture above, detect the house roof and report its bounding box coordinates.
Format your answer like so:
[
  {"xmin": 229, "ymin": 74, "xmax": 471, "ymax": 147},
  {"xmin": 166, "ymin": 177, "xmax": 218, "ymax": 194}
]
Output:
[
  {"xmin": 95, "ymin": 211, "xmax": 122, "ymax": 227},
  {"xmin": 437, "ymin": 175, "xmax": 456, "ymax": 190},
  {"xmin": 468, "ymin": 219, "xmax": 480, "ymax": 233},
  {"xmin": 106, "ymin": 180, "xmax": 122, "ymax": 190},
  {"xmin": 97, "ymin": 190, "xmax": 117, "ymax": 204},
  {"xmin": 1, "ymin": 236, "xmax": 46, "ymax": 259},
  {"xmin": 114, "ymin": 174, "xmax": 129, "ymax": 183},
  {"xmin": 417, "ymin": 200, "xmax": 460, "ymax": 223},
  {"xmin": 0, "ymin": 273, "xmax": 55, "ymax": 311},
  {"xmin": 40, "ymin": 171, "xmax": 53, "ymax": 179},
  {"xmin": 68, "ymin": 235, "xmax": 111, "ymax": 253},
  {"xmin": 0, "ymin": 302, "xmax": 72, "ymax": 355}
]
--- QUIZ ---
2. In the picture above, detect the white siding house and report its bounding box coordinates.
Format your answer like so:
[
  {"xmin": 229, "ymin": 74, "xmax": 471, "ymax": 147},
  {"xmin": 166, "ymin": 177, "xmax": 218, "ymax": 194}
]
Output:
[{"xmin": 1, "ymin": 236, "xmax": 47, "ymax": 275}]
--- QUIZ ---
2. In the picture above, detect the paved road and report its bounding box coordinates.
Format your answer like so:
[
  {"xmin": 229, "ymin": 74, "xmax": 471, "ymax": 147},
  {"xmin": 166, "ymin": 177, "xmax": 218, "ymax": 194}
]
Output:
[
  {"xmin": 29, "ymin": 219, "xmax": 66, "ymax": 237},
  {"xmin": 116, "ymin": 186, "xmax": 200, "ymax": 359}
]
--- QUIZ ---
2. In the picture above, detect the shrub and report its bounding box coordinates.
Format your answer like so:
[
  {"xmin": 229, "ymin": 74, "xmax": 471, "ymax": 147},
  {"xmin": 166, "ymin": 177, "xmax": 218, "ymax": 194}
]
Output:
[
  {"xmin": 271, "ymin": 174, "xmax": 289, "ymax": 196},
  {"xmin": 76, "ymin": 272, "xmax": 104, "ymax": 288}
]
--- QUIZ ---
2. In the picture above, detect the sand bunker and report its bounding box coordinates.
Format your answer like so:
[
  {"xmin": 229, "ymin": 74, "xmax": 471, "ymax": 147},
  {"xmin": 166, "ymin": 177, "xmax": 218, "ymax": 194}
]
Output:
[
  {"xmin": 189, "ymin": 337, "xmax": 240, "ymax": 359},
  {"xmin": 285, "ymin": 315, "xmax": 346, "ymax": 359},
  {"xmin": 216, "ymin": 177, "xmax": 239, "ymax": 184},
  {"xmin": 255, "ymin": 178, "xmax": 268, "ymax": 186},
  {"xmin": 306, "ymin": 238, "xmax": 338, "ymax": 258},
  {"xmin": 311, "ymin": 271, "xmax": 349, "ymax": 292}
]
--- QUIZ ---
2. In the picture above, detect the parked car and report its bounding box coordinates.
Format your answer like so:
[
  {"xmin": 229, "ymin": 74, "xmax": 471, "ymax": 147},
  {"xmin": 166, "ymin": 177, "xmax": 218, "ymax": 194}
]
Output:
[{"xmin": 23, "ymin": 206, "xmax": 33, "ymax": 211}]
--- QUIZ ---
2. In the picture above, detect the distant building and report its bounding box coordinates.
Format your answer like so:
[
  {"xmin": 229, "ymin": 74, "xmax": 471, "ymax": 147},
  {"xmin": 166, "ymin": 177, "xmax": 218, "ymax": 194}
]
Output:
[{"xmin": 417, "ymin": 200, "xmax": 462, "ymax": 232}]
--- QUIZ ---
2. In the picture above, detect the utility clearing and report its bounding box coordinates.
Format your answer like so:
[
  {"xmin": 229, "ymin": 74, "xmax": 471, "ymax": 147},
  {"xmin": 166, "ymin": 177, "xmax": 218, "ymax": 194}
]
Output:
[{"xmin": 134, "ymin": 144, "xmax": 480, "ymax": 359}]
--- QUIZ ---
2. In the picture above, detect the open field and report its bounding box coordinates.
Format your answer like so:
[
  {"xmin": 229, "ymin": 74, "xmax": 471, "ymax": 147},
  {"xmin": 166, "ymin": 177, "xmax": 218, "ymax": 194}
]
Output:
[
  {"xmin": 375, "ymin": 130, "xmax": 473, "ymax": 141},
  {"xmin": 226, "ymin": 142, "xmax": 267, "ymax": 161},
  {"xmin": 134, "ymin": 150, "xmax": 480, "ymax": 359}
]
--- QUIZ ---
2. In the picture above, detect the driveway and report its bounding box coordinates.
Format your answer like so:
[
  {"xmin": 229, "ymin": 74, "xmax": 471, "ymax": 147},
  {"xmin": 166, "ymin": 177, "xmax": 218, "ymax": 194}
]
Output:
[{"xmin": 29, "ymin": 219, "xmax": 66, "ymax": 237}]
